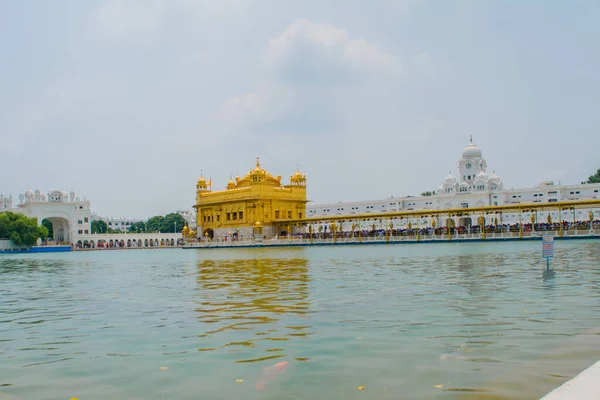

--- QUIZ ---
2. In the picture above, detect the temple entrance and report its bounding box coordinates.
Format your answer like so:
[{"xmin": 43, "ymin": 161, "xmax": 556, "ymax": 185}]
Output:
[
  {"xmin": 203, "ymin": 229, "xmax": 214, "ymax": 239},
  {"xmin": 40, "ymin": 216, "xmax": 70, "ymax": 243}
]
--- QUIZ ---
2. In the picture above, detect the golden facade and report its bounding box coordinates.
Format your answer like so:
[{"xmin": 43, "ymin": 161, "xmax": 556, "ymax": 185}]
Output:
[{"xmin": 194, "ymin": 158, "xmax": 307, "ymax": 239}]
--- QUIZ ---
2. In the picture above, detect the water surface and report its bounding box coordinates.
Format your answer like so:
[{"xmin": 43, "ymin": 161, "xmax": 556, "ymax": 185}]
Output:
[{"xmin": 1, "ymin": 241, "xmax": 600, "ymax": 399}]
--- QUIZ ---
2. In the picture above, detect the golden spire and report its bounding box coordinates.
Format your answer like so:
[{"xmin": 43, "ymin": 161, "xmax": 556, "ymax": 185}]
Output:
[{"xmin": 256, "ymin": 156, "xmax": 260, "ymax": 168}]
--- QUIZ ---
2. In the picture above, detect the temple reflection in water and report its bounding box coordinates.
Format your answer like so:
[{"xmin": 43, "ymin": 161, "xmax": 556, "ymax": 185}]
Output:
[{"xmin": 195, "ymin": 254, "xmax": 311, "ymax": 363}]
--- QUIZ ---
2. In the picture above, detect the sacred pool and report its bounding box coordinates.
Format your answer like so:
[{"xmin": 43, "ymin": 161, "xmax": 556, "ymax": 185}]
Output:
[{"xmin": 1, "ymin": 241, "xmax": 599, "ymax": 399}]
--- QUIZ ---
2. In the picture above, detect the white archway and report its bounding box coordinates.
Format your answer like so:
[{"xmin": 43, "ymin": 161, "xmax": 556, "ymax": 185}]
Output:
[{"xmin": 39, "ymin": 215, "xmax": 71, "ymax": 243}]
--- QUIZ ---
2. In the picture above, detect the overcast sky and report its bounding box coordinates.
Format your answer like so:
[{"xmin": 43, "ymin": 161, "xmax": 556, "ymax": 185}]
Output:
[{"xmin": 1, "ymin": 0, "xmax": 599, "ymax": 219}]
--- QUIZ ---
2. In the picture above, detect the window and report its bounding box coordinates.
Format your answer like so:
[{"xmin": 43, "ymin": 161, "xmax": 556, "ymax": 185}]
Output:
[
  {"xmin": 78, "ymin": 230, "xmax": 83, "ymax": 234},
  {"xmin": 78, "ymin": 220, "xmax": 83, "ymax": 224},
  {"xmin": 275, "ymin": 210, "xmax": 280, "ymax": 219},
  {"xmin": 217, "ymin": 215, "xmax": 220, "ymax": 222},
  {"xmin": 84, "ymin": 217, "xmax": 89, "ymax": 223},
  {"xmin": 84, "ymin": 230, "xmax": 89, "ymax": 234},
  {"xmin": 232, "ymin": 212, "xmax": 237, "ymax": 220},
  {"xmin": 299, "ymin": 212, "xmax": 302, "ymax": 219},
  {"xmin": 595, "ymin": 190, "xmax": 599, "ymax": 193},
  {"xmin": 239, "ymin": 212, "xmax": 243, "ymax": 220},
  {"xmin": 287, "ymin": 211, "xmax": 292, "ymax": 219},
  {"xmin": 226, "ymin": 213, "xmax": 230, "ymax": 221}
]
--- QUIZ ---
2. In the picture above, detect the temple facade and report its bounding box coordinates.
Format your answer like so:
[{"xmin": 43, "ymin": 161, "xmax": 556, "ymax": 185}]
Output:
[
  {"xmin": 194, "ymin": 158, "xmax": 307, "ymax": 239},
  {"xmin": 307, "ymin": 137, "xmax": 600, "ymax": 226}
]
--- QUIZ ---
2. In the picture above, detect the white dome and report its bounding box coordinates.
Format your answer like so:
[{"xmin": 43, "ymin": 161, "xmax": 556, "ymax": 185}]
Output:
[
  {"xmin": 443, "ymin": 174, "xmax": 457, "ymax": 185},
  {"xmin": 489, "ymin": 171, "xmax": 501, "ymax": 183},
  {"xmin": 462, "ymin": 143, "xmax": 482, "ymax": 159},
  {"xmin": 474, "ymin": 171, "xmax": 489, "ymax": 183},
  {"xmin": 459, "ymin": 181, "xmax": 469, "ymax": 187}
]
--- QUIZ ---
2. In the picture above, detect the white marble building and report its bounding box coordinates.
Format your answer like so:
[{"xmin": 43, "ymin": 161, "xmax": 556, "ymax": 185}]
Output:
[
  {"xmin": 308, "ymin": 137, "xmax": 600, "ymax": 226},
  {"xmin": 91, "ymin": 214, "xmax": 143, "ymax": 232},
  {"xmin": 3, "ymin": 189, "xmax": 93, "ymax": 243}
]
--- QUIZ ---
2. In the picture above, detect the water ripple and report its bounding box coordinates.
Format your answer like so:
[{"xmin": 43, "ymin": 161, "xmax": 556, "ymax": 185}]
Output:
[{"xmin": 1, "ymin": 242, "xmax": 600, "ymax": 399}]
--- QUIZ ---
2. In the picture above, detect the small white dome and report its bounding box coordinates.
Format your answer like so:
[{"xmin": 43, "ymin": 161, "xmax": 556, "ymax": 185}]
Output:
[
  {"xmin": 443, "ymin": 174, "xmax": 457, "ymax": 185},
  {"xmin": 459, "ymin": 181, "xmax": 469, "ymax": 187},
  {"xmin": 474, "ymin": 171, "xmax": 489, "ymax": 183},
  {"xmin": 489, "ymin": 171, "xmax": 501, "ymax": 183}
]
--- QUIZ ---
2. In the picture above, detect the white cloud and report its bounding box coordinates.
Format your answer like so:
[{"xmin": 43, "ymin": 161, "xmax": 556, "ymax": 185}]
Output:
[
  {"xmin": 265, "ymin": 18, "xmax": 402, "ymax": 81},
  {"xmin": 220, "ymin": 19, "xmax": 403, "ymax": 133}
]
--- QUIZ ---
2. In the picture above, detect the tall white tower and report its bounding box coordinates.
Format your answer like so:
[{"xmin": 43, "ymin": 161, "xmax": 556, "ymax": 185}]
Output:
[{"xmin": 458, "ymin": 136, "xmax": 487, "ymax": 185}]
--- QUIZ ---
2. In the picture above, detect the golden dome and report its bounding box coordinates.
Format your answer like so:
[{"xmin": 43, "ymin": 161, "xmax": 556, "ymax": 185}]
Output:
[
  {"xmin": 227, "ymin": 176, "xmax": 236, "ymax": 189},
  {"xmin": 197, "ymin": 175, "xmax": 206, "ymax": 185},
  {"xmin": 290, "ymin": 167, "xmax": 306, "ymax": 185},
  {"xmin": 238, "ymin": 157, "xmax": 280, "ymax": 186}
]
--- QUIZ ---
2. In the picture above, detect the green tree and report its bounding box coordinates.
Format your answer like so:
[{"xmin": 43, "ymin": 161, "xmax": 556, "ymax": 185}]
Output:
[
  {"xmin": 0, "ymin": 212, "xmax": 47, "ymax": 248},
  {"xmin": 145, "ymin": 213, "xmax": 187, "ymax": 233},
  {"xmin": 586, "ymin": 169, "xmax": 600, "ymax": 184},
  {"xmin": 145, "ymin": 216, "xmax": 165, "ymax": 232},
  {"xmin": 421, "ymin": 191, "xmax": 435, "ymax": 196},
  {"xmin": 163, "ymin": 213, "xmax": 187, "ymax": 233},
  {"xmin": 42, "ymin": 219, "xmax": 53, "ymax": 239},
  {"xmin": 129, "ymin": 221, "xmax": 146, "ymax": 233},
  {"xmin": 91, "ymin": 220, "xmax": 108, "ymax": 234}
]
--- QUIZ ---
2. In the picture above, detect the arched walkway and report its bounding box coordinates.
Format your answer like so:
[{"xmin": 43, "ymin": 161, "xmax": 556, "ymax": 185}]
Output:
[
  {"xmin": 203, "ymin": 229, "xmax": 214, "ymax": 239},
  {"xmin": 40, "ymin": 216, "xmax": 71, "ymax": 243}
]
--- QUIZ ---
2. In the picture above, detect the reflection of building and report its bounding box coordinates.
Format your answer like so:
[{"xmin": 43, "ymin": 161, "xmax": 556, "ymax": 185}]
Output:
[
  {"xmin": 308, "ymin": 137, "xmax": 600, "ymax": 225},
  {"xmin": 2, "ymin": 189, "xmax": 92, "ymax": 243},
  {"xmin": 195, "ymin": 256, "xmax": 310, "ymax": 362},
  {"xmin": 91, "ymin": 214, "xmax": 143, "ymax": 232},
  {"xmin": 194, "ymin": 158, "xmax": 307, "ymax": 239}
]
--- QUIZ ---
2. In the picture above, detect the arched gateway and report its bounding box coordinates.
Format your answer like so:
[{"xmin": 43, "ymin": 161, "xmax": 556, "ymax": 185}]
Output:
[{"xmin": 11, "ymin": 189, "xmax": 92, "ymax": 245}]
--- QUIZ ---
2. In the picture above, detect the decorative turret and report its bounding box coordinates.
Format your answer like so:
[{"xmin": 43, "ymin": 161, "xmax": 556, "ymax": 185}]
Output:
[
  {"xmin": 197, "ymin": 173, "xmax": 209, "ymax": 191},
  {"xmin": 290, "ymin": 167, "xmax": 306, "ymax": 186},
  {"xmin": 227, "ymin": 175, "xmax": 236, "ymax": 190}
]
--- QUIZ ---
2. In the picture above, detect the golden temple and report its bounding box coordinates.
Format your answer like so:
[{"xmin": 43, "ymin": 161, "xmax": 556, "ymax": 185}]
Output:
[{"xmin": 194, "ymin": 157, "xmax": 307, "ymax": 239}]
